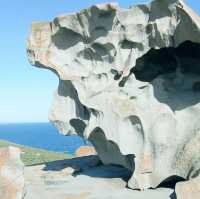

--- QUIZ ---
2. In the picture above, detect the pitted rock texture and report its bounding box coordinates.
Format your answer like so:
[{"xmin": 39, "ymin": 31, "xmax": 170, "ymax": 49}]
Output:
[
  {"xmin": 27, "ymin": 0, "xmax": 200, "ymax": 190},
  {"xmin": 0, "ymin": 147, "xmax": 25, "ymax": 199}
]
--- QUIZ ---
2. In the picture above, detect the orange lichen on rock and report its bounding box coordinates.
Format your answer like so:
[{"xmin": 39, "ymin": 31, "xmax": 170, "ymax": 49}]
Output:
[{"xmin": 75, "ymin": 146, "xmax": 96, "ymax": 157}]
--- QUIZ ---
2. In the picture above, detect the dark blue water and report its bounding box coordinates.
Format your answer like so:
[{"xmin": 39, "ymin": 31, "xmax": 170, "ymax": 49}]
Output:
[{"xmin": 0, "ymin": 123, "xmax": 87, "ymax": 155}]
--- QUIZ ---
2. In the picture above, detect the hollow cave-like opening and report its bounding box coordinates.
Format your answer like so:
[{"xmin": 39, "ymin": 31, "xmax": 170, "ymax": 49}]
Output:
[
  {"xmin": 126, "ymin": 40, "xmax": 200, "ymax": 111},
  {"xmin": 132, "ymin": 40, "xmax": 200, "ymax": 82}
]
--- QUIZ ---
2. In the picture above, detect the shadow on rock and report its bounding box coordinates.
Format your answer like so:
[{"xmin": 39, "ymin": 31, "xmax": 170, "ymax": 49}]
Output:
[
  {"xmin": 170, "ymin": 192, "xmax": 177, "ymax": 199},
  {"xmin": 43, "ymin": 155, "xmax": 132, "ymax": 182}
]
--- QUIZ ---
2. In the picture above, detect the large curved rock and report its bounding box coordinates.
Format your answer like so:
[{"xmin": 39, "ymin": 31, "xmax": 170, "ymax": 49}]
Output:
[{"xmin": 27, "ymin": 0, "xmax": 200, "ymax": 190}]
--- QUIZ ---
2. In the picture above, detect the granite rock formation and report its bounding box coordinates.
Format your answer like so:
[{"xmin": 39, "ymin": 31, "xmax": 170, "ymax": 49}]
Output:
[
  {"xmin": 27, "ymin": 0, "xmax": 200, "ymax": 190},
  {"xmin": 0, "ymin": 147, "xmax": 25, "ymax": 199}
]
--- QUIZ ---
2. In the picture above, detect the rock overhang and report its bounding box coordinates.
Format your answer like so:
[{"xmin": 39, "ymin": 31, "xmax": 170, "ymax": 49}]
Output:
[{"xmin": 27, "ymin": 0, "xmax": 200, "ymax": 190}]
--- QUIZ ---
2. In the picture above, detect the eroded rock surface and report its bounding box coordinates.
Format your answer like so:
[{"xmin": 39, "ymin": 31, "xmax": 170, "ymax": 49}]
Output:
[
  {"xmin": 27, "ymin": 0, "xmax": 200, "ymax": 190},
  {"xmin": 0, "ymin": 147, "xmax": 25, "ymax": 199}
]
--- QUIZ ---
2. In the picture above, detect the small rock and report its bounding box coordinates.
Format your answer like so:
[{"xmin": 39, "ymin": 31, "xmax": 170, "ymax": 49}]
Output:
[
  {"xmin": 27, "ymin": 0, "xmax": 200, "ymax": 190},
  {"xmin": 75, "ymin": 146, "xmax": 96, "ymax": 157}
]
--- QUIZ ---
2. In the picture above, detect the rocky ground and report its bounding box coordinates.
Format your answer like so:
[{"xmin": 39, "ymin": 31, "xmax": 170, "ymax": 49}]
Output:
[
  {"xmin": 1, "ymin": 146, "xmax": 199, "ymax": 199},
  {"xmin": 23, "ymin": 155, "xmax": 175, "ymax": 199}
]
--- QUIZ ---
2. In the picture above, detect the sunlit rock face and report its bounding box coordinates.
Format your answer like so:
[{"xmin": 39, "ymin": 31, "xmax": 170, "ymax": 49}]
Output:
[
  {"xmin": 0, "ymin": 147, "xmax": 25, "ymax": 199},
  {"xmin": 27, "ymin": 0, "xmax": 200, "ymax": 190},
  {"xmin": 175, "ymin": 176, "xmax": 200, "ymax": 199}
]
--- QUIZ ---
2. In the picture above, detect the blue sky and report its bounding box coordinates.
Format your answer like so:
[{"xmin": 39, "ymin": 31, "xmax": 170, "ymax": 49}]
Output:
[{"xmin": 0, "ymin": 0, "xmax": 199, "ymax": 123}]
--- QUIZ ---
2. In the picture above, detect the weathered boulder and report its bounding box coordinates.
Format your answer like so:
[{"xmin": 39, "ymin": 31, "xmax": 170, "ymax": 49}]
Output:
[
  {"xmin": 0, "ymin": 146, "xmax": 25, "ymax": 199},
  {"xmin": 75, "ymin": 146, "xmax": 96, "ymax": 157},
  {"xmin": 27, "ymin": 0, "xmax": 200, "ymax": 190},
  {"xmin": 175, "ymin": 177, "xmax": 200, "ymax": 199}
]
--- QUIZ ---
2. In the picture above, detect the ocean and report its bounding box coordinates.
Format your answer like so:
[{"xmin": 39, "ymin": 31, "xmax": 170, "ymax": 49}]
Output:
[{"xmin": 0, "ymin": 123, "xmax": 87, "ymax": 155}]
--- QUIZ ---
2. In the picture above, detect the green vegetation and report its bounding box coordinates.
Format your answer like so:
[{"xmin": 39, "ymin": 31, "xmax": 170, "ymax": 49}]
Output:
[{"xmin": 0, "ymin": 139, "xmax": 72, "ymax": 166}]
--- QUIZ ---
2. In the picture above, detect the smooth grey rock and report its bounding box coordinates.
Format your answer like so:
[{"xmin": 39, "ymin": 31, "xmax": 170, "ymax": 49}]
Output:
[{"xmin": 27, "ymin": 0, "xmax": 200, "ymax": 190}]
